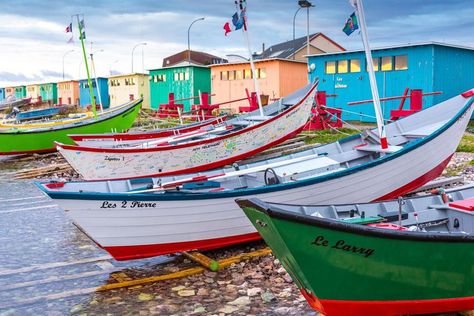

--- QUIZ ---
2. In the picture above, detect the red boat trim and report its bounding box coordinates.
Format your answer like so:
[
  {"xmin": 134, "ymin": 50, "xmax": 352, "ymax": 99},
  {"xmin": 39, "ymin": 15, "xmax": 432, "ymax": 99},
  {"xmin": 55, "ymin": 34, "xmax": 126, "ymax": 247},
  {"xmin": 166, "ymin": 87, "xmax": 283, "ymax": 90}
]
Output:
[
  {"xmin": 69, "ymin": 116, "xmax": 226, "ymax": 141},
  {"xmin": 101, "ymin": 232, "xmax": 261, "ymax": 261},
  {"xmin": 316, "ymin": 296, "xmax": 474, "ymax": 316},
  {"xmin": 81, "ymin": 125, "xmax": 305, "ymax": 181},
  {"xmin": 374, "ymin": 154, "xmax": 453, "ymax": 201},
  {"xmin": 56, "ymin": 83, "xmax": 317, "ymax": 153}
]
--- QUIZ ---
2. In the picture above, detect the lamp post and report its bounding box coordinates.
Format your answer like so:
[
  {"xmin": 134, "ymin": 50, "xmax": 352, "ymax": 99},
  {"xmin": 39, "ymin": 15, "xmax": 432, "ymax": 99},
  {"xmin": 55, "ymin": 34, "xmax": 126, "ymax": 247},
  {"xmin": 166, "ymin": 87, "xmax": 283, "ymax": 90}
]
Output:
[
  {"xmin": 90, "ymin": 49, "xmax": 104, "ymax": 113},
  {"xmin": 62, "ymin": 49, "xmax": 75, "ymax": 79},
  {"xmin": 292, "ymin": 7, "xmax": 302, "ymax": 60},
  {"xmin": 187, "ymin": 17, "xmax": 205, "ymax": 64},
  {"xmin": 131, "ymin": 42, "xmax": 147, "ymax": 73},
  {"xmin": 298, "ymin": 0, "xmax": 314, "ymax": 60}
]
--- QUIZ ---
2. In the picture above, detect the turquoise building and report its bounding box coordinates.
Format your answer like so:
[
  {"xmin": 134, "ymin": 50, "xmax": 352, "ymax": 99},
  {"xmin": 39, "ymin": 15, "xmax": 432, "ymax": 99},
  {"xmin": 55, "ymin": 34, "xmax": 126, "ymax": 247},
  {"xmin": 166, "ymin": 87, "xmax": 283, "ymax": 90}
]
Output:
[
  {"xmin": 307, "ymin": 42, "xmax": 474, "ymax": 122},
  {"xmin": 79, "ymin": 78, "xmax": 110, "ymax": 109},
  {"xmin": 149, "ymin": 65, "xmax": 211, "ymax": 111},
  {"xmin": 39, "ymin": 83, "xmax": 58, "ymax": 104},
  {"xmin": 0, "ymin": 88, "xmax": 5, "ymax": 101},
  {"xmin": 14, "ymin": 86, "xmax": 26, "ymax": 99}
]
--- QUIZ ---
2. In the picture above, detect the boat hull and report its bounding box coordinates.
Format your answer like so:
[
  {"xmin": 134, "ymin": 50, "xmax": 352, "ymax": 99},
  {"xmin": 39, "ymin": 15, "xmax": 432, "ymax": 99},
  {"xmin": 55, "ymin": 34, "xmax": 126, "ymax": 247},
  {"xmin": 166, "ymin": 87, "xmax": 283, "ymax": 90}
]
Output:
[
  {"xmin": 56, "ymin": 84, "xmax": 318, "ymax": 180},
  {"xmin": 238, "ymin": 202, "xmax": 474, "ymax": 316},
  {"xmin": 0, "ymin": 100, "xmax": 142, "ymax": 155}
]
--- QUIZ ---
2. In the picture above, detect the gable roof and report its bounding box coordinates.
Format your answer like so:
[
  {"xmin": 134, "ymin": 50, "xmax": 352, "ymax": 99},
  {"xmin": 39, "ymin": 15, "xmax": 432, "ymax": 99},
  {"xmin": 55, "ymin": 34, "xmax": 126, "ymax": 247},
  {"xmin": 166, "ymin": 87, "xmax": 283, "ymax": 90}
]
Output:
[{"xmin": 162, "ymin": 50, "xmax": 227, "ymax": 67}]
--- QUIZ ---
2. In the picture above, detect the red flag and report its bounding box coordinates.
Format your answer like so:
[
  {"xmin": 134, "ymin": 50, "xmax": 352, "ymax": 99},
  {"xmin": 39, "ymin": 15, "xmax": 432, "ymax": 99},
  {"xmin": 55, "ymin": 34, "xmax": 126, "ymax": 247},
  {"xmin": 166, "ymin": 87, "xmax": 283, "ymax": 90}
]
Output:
[
  {"xmin": 223, "ymin": 22, "xmax": 231, "ymax": 36},
  {"xmin": 65, "ymin": 23, "xmax": 72, "ymax": 33}
]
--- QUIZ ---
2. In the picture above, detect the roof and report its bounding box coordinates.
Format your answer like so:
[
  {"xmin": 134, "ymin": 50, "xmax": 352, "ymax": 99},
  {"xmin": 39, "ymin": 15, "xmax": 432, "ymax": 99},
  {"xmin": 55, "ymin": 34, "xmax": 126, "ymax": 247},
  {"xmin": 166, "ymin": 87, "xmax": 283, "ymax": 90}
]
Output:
[
  {"xmin": 149, "ymin": 63, "xmax": 211, "ymax": 72},
  {"xmin": 209, "ymin": 57, "xmax": 306, "ymax": 68},
  {"xmin": 162, "ymin": 50, "xmax": 227, "ymax": 67},
  {"xmin": 107, "ymin": 72, "xmax": 148, "ymax": 79},
  {"xmin": 306, "ymin": 41, "xmax": 474, "ymax": 58},
  {"xmin": 257, "ymin": 33, "xmax": 345, "ymax": 60}
]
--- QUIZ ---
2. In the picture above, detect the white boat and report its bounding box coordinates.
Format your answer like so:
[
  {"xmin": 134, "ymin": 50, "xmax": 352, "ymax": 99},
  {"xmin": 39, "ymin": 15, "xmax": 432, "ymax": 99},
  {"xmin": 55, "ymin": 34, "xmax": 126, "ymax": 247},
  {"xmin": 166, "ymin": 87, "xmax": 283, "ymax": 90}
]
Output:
[
  {"xmin": 55, "ymin": 82, "xmax": 318, "ymax": 181},
  {"xmin": 37, "ymin": 89, "xmax": 474, "ymax": 261}
]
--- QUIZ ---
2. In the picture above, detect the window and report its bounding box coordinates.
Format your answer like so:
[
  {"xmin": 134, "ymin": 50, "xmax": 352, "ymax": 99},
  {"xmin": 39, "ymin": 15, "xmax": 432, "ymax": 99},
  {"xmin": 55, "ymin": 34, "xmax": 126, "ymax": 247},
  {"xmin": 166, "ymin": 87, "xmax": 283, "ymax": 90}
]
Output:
[
  {"xmin": 258, "ymin": 68, "xmax": 266, "ymax": 79},
  {"xmin": 325, "ymin": 61, "xmax": 336, "ymax": 74},
  {"xmin": 228, "ymin": 70, "xmax": 235, "ymax": 80},
  {"xmin": 179, "ymin": 73, "xmax": 184, "ymax": 81},
  {"xmin": 184, "ymin": 72, "xmax": 189, "ymax": 80},
  {"xmin": 174, "ymin": 73, "xmax": 179, "ymax": 81},
  {"xmin": 381, "ymin": 56, "xmax": 393, "ymax": 71},
  {"xmin": 366, "ymin": 57, "xmax": 380, "ymax": 72},
  {"xmin": 154, "ymin": 74, "xmax": 166, "ymax": 82},
  {"xmin": 395, "ymin": 55, "xmax": 408, "ymax": 70},
  {"xmin": 350, "ymin": 59, "xmax": 361, "ymax": 72},
  {"xmin": 235, "ymin": 70, "xmax": 242, "ymax": 80},
  {"xmin": 243, "ymin": 69, "xmax": 252, "ymax": 79},
  {"xmin": 221, "ymin": 71, "xmax": 228, "ymax": 80},
  {"xmin": 337, "ymin": 60, "xmax": 348, "ymax": 73}
]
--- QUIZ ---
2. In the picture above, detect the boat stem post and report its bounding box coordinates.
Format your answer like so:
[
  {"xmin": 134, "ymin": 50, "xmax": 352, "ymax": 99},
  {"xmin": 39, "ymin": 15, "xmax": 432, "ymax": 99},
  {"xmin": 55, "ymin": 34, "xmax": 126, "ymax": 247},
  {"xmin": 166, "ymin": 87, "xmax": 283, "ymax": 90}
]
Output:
[{"xmin": 353, "ymin": 0, "xmax": 387, "ymax": 148}]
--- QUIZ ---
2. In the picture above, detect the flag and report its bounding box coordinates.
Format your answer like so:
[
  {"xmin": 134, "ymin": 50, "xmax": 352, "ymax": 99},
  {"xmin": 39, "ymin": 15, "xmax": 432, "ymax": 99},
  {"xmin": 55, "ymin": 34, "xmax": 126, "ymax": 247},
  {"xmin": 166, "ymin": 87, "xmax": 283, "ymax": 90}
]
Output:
[
  {"xmin": 65, "ymin": 23, "xmax": 72, "ymax": 33},
  {"xmin": 80, "ymin": 31, "xmax": 86, "ymax": 40},
  {"xmin": 223, "ymin": 22, "xmax": 232, "ymax": 36},
  {"xmin": 79, "ymin": 19, "xmax": 85, "ymax": 30},
  {"xmin": 342, "ymin": 12, "xmax": 359, "ymax": 36}
]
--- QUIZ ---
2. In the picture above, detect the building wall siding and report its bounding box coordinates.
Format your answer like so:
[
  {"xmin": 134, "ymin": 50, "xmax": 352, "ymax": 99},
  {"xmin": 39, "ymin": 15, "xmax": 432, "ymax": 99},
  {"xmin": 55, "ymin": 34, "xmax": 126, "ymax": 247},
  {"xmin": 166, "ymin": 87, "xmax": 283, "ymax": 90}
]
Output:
[
  {"xmin": 26, "ymin": 85, "xmax": 40, "ymax": 100},
  {"xmin": 57, "ymin": 81, "xmax": 80, "ymax": 105},
  {"xmin": 39, "ymin": 83, "xmax": 58, "ymax": 104},
  {"xmin": 79, "ymin": 78, "xmax": 110, "ymax": 108},
  {"xmin": 109, "ymin": 74, "xmax": 150, "ymax": 109},
  {"xmin": 0, "ymin": 88, "xmax": 4, "ymax": 101}
]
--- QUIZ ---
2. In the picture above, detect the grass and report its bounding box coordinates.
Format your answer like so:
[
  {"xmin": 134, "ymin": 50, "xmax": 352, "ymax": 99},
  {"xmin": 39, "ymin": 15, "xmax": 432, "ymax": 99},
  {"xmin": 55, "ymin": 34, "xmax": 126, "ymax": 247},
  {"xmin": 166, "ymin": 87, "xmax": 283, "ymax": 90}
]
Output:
[
  {"xmin": 302, "ymin": 128, "xmax": 359, "ymax": 145},
  {"xmin": 457, "ymin": 134, "xmax": 474, "ymax": 153}
]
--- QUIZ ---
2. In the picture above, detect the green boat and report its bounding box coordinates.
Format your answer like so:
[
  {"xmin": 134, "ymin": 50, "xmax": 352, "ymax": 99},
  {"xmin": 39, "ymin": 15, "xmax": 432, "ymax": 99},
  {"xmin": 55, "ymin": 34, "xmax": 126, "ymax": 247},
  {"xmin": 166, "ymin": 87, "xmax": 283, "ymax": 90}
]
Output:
[
  {"xmin": 236, "ymin": 186, "xmax": 474, "ymax": 316},
  {"xmin": 0, "ymin": 99, "xmax": 142, "ymax": 155}
]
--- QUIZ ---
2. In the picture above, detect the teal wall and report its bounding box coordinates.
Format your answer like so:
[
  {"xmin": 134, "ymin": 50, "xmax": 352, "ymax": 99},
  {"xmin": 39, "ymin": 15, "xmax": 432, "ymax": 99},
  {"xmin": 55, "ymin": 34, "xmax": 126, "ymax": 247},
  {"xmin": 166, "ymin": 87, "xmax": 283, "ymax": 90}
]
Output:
[
  {"xmin": 308, "ymin": 44, "xmax": 473, "ymax": 122},
  {"xmin": 149, "ymin": 65, "xmax": 211, "ymax": 111},
  {"xmin": 0, "ymin": 88, "xmax": 5, "ymax": 101},
  {"xmin": 14, "ymin": 86, "xmax": 26, "ymax": 99},
  {"xmin": 39, "ymin": 83, "xmax": 58, "ymax": 104}
]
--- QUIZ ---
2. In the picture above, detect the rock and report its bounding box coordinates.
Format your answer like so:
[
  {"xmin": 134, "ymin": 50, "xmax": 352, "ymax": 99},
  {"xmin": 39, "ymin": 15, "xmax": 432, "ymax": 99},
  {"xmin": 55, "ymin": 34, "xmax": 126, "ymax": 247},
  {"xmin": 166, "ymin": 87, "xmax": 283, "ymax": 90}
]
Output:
[
  {"xmin": 204, "ymin": 277, "xmax": 215, "ymax": 284},
  {"xmin": 138, "ymin": 310, "xmax": 149, "ymax": 316},
  {"xmin": 274, "ymin": 307, "xmax": 290, "ymax": 315},
  {"xmin": 197, "ymin": 288, "xmax": 209, "ymax": 296},
  {"xmin": 204, "ymin": 271, "xmax": 217, "ymax": 277},
  {"xmin": 283, "ymin": 274, "xmax": 293, "ymax": 283},
  {"xmin": 228, "ymin": 296, "xmax": 250, "ymax": 306},
  {"xmin": 273, "ymin": 259, "xmax": 280, "ymax": 265},
  {"xmin": 261, "ymin": 291, "xmax": 277, "ymax": 303},
  {"xmin": 138, "ymin": 293, "xmax": 154, "ymax": 301},
  {"xmin": 247, "ymin": 287, "xmax": 262, "ymax": 297},
  {"xmin": 218, "ymin": 305, "xmax": 239, "ymax": 314},
  {"xmin": 276, "ymin": 267, "xmax": 286, "ymax": 274},
  {"xmin": 89, "ymin": 300, "xmax": 98, "ymax": 305},
  {"xmin": 171, "ymin": 285, "xmax": 186, "ymax": 292},
  {"xmin": 178, "ymin": 289, "xmax": 196, "ymax": 297},
  {"xmin": 150, "ymin": 304, "xmax": 179, "ymax": 314},
  {"xmin": 192, "ymin": 306, "xmax": 206, "ymax": 314},
  {"xmin": 70, "ymin": 304, "xmax": 83, "ymax": 314}
]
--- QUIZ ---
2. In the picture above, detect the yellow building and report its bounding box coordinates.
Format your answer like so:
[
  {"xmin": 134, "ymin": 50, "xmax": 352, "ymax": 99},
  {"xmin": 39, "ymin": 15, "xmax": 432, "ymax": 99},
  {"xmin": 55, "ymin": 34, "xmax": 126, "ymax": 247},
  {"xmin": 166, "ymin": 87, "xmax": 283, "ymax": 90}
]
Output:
[
  {"xmin": 108, "ymin": 73, "xmax": 150, "ymax": 109},
  {"xmin": 26, "ymin": 84, "xmax": 40, "ymax": 101}
]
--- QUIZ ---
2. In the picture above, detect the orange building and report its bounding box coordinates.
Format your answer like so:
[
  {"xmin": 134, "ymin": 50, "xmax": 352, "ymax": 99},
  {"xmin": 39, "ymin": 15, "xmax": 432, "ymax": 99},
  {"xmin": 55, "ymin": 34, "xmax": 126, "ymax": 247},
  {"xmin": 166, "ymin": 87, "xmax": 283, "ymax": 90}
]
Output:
[
  {"xmin": 210, "ymin": 58, "xmax": 308, "ymax": 113},
  {"xmin": 57, "ymin": 80, "xmax": 80, "ymax": 106}
]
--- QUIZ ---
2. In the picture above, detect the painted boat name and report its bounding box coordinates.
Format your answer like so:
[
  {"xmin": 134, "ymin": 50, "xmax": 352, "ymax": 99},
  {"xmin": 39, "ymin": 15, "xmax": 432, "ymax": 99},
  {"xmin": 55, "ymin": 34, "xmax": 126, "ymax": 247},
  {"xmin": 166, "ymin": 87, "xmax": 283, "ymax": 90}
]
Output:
[
  {"xmin": 104, "ymin": 156, "xmax": 123, "ymax": 162},
  {"xmin": 100, "ymin": 201, "xmax": 157, "ymax": 208},
  {"xmin": 311, "ymin": 235, "xmax": 375, "ymax": 258}
]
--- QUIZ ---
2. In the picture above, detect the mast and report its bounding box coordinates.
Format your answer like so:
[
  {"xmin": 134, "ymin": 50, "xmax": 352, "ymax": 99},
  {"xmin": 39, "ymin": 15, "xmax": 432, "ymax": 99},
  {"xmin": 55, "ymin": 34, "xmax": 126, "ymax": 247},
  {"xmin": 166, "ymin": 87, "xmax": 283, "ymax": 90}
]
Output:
[
  {"xmin": 239, "ymin": 0, "xmax": 264, "ymax": 117},
  {"xmin": 352, "ymin": 0, "xmax": 388, "ymax": 149},
  {"xmin": 90, "ymin": 53, "xmax": 104, "ymax": 113},
  {"xmin": 74, "ymin": 15, "xmax": 97, "ymax": 118}
]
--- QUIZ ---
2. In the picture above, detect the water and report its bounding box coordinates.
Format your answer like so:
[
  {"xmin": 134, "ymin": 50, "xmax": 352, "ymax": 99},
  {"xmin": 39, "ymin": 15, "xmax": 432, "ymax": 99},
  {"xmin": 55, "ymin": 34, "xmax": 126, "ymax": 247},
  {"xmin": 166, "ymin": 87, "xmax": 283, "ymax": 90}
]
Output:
[{"xmin": 0, "ymin": 180, "xmax": 174, "ymax": 315}]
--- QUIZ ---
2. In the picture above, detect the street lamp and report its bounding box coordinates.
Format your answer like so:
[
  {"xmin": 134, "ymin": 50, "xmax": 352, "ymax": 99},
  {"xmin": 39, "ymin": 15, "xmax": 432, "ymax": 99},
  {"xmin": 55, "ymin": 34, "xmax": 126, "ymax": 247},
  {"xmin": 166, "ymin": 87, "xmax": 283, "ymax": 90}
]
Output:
[
  {"xmin": 131, "ymin": 42, "xmax": 147, "ymax": 73},
  {"xmin": 62, "ymin": 49, "xmax": 75, "ymax": 79},
  {"xmin": 298, "ymin": 0, "xmax": 314, "ymax": 59},
  {"xmin": 187, "ymin": 17, "xmax": 205, "ymax": 64},
  {"xmin": 292, "ymin": 8, "xmax": 302, "ymax": 60}
]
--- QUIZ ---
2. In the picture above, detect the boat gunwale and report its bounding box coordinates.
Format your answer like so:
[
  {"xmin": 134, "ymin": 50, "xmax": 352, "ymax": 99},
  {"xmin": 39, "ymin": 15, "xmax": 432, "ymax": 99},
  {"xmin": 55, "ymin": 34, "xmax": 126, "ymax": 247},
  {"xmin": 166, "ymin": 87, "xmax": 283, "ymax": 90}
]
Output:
[
  {"xmin": 236, "ymin": 198, "xmax": 474, "ymax": 243},
  {"xmin": 0, "ymin": 99, "xmax": 143, "ymax": 135},
  {"xmin": 37, "ymin": 93, "xmax": 474, "ymax": 201},
  {"xmin": 54, "ymin": 82, "xmax": 319, "ymax": 153}
]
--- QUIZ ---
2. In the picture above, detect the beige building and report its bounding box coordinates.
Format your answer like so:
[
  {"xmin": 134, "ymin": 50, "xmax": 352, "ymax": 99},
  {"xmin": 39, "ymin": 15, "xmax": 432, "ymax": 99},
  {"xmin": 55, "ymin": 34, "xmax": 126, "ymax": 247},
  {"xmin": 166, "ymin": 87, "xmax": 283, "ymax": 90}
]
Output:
[
  {"xmin": 26, "ymin": 84, "xmax": 40, "ymax": 101},
  {"xmin": 108, "ymin": 73, "xmax": 150, "ymax": 109}
]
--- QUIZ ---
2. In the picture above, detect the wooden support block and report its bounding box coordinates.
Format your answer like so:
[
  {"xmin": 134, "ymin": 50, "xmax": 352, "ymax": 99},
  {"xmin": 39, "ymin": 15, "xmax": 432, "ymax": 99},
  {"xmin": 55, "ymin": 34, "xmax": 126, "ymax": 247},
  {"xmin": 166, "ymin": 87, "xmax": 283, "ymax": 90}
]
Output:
[{"xmin": 183, "ymin": 251, "xmax": 219, "ymax": 271}]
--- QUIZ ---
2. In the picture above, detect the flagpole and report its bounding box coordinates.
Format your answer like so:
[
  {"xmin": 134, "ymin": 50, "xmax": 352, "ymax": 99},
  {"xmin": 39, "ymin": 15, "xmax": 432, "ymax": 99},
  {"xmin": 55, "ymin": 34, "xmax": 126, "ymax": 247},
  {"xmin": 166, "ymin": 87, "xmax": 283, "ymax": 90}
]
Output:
[
  {"xmin": 240, "ymin": 1, "xmax": 264, "ymax": 117},
  {"xmin": 353, "ymin": 0, "xmax": 387, "ymax": 149},
  {"xmin": 75, "ymin": 14, "xmax": 97, "ymax": 118}
]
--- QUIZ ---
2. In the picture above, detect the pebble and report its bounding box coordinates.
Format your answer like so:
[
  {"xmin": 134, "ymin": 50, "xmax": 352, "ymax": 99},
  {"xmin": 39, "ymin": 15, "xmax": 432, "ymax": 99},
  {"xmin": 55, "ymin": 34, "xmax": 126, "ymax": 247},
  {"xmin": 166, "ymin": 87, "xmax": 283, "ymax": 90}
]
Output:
[
  {"xmin": 261, "ymin": 291, "xmax": 277, "ymax": 303},
  {"xmin": 171, "ymin": 285, "xmax": 186, "ymax": 292},
  {"xmin": 247, "ymin": 287, "xmax": 262, "ymax": 297},
  {"xmin": 177, "ymin": 289, "xmax": 196, "ymax": 297},
  {"xmin": 218, "ymin": 305, "xmax": 239, "ymax": 314},
  {"xmin": 228, "ymin": 296, "xmax": 250, "ymax": 306},
  {"xmin": 137, "ymin": 293, "xmax": 154, "ymax": 301}
]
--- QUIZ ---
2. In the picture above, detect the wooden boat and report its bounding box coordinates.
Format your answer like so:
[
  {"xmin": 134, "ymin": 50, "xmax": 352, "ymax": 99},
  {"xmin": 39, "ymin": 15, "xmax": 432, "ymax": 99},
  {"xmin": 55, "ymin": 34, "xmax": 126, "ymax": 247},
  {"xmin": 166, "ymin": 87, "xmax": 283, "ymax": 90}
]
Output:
[
  {"xmin": 68, "ymin": 115, "xmax": 227, "ymax": 148},
  {"xmin": 55, "ymin": 82, "xmax": 318, "ymax": 180},
  {"xmin": 0, "ymin": 99, "xmax": 142, "ymax": 155},
  {"xmin": 236, "ymin": 185, "xmax": 474, "ymax": 316},
  {"xmin": 0, "ymin": 97, "xmax": 31, "ymax": 111},
  {"xmin": 36, "ymin": 89, "xmax": 474, "ymax": 261},
  {"xmin": 0, "ymin": 112, "xmax": 92, "ymax": 129}
]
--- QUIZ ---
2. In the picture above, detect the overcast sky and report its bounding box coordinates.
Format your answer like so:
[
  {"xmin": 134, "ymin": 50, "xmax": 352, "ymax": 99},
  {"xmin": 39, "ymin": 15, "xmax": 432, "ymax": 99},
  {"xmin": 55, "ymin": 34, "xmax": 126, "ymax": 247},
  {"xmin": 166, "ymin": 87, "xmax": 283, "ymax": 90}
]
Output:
[{"xmin": 0, "ymin": 0, "xmax": 472, "ymax": 87}]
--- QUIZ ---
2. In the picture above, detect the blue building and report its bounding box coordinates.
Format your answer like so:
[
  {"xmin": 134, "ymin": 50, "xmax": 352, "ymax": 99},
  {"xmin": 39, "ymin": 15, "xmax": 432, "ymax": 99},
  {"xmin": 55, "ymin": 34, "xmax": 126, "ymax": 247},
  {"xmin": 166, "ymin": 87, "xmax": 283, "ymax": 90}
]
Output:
[
  {"xmin": 307, "ymin": 42, "xmax": 474, "ymax": 122},
  {"xmin": 79, "ymin": 78, "xmax": 110, "ymax": 109},
  {"xmin": 0, "ymin": 88, "xmax": 5, "ymax": 101}
]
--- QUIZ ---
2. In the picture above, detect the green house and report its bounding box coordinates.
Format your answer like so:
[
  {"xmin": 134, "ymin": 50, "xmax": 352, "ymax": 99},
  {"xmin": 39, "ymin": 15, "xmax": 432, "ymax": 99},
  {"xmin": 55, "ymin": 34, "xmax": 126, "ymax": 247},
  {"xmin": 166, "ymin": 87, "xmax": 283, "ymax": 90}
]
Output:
[
  {"xmin": 149, "ymin": 65, "xmax": 211, "ymax": 111},
  {"xmin": 14, "ymin": 86, "xmax": 26, "ymax": 99},
  {"xmin": 39, "ymin": 83, "xmax": 58, "ymax": 104}
]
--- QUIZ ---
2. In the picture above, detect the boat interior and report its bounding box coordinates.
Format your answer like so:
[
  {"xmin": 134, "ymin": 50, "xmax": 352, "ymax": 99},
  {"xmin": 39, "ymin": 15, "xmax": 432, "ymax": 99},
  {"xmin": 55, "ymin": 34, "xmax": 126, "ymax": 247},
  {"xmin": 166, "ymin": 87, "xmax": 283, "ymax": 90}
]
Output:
[{"xmin": 262, "ymin": 184, "xmax": 474, "ymax": 235}]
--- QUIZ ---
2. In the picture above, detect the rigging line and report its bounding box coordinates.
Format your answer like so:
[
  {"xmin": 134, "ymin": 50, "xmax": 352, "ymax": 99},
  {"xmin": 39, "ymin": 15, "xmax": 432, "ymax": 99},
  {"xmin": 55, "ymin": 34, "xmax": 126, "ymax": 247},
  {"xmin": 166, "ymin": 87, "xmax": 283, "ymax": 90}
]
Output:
[{"xmin": 321, "ymin": 108, "xmax": 362, "ymax": 133}]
